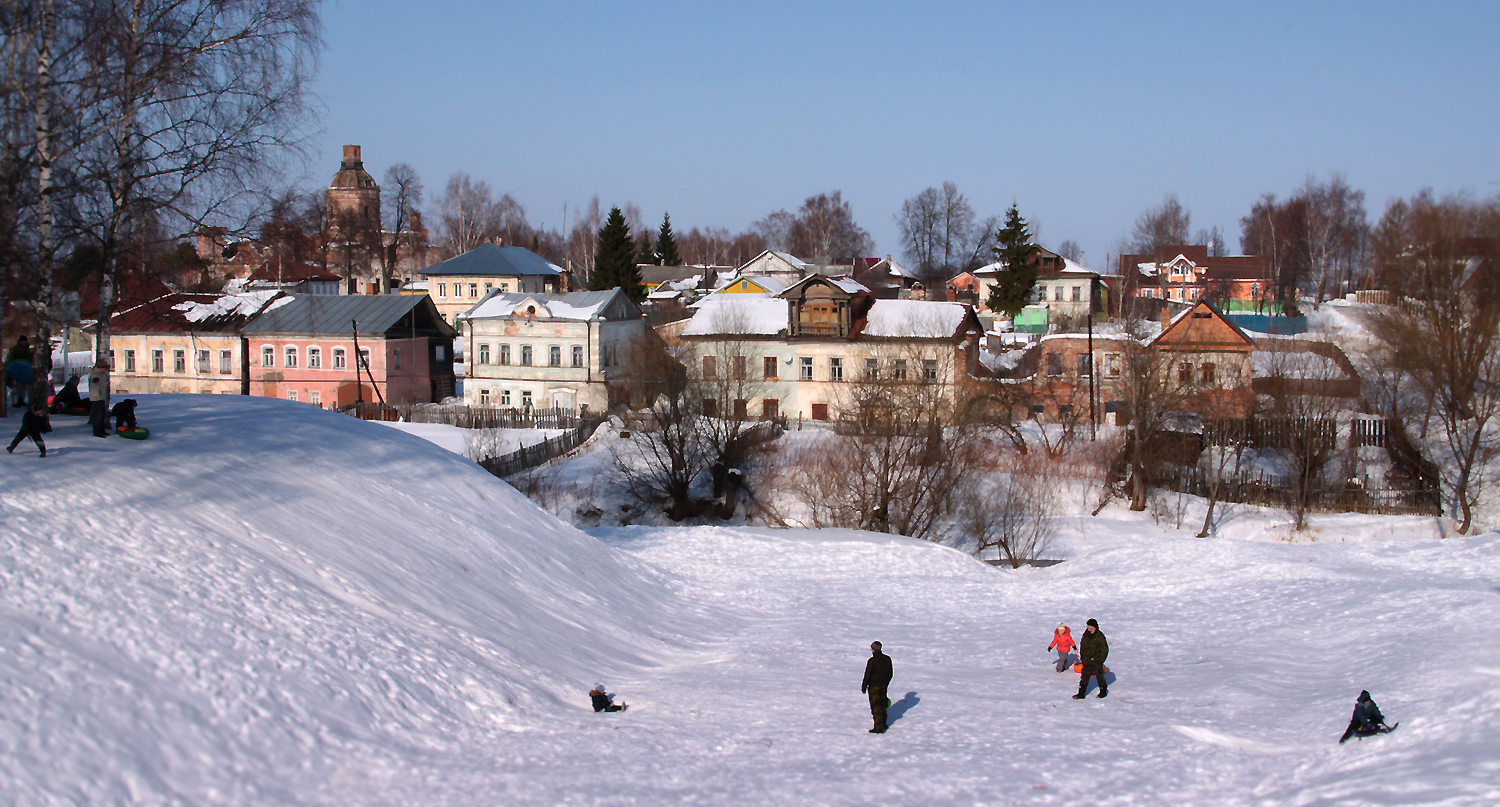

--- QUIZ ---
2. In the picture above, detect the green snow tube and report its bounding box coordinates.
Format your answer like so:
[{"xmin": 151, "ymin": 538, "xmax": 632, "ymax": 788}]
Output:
[{"xmin": 116, "ymin": 427, "xmax": 150, "ymax": 440}]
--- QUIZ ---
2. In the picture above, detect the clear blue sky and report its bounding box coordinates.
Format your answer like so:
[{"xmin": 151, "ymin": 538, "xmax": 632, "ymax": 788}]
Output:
[{"xmin": 309, "ymin": 0, "xmax": 1499, "ymax": 267}]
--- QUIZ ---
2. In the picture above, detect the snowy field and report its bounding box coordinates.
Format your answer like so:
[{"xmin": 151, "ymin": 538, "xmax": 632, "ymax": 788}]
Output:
[
  {"xmin": 2, "ymin": 395, "xmax": 1498, "ymax": 805},
  {"xmin": 373, "ymin": 420, "xmax": 563, "ymax": 458}
]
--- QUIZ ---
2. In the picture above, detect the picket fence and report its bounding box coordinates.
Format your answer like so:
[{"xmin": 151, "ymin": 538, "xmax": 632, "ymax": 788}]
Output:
[
  {"xmin": 342, "ymin": 402, "xmax": 591, "ymax": 430},
  {"xmin": 1156, "ymin": 466, "xmax": 1440, "ymax": 517},
  {"xmin": 476, "ymin": 419, "xmax": 605, "ymax": 478},
  {"xmin": 1201, "ymin": 416, "xmax": 1389, "ymax": 449}
]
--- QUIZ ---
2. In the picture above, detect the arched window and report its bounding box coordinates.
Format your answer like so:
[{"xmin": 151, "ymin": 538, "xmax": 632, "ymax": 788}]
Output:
[
  {"xmin": 308, "ymin": 347, "xmax": 321, "ymax": 369},
  {"xmin": 333, "ymin": 348, "xmax": 347, "ymax": 369},
  {"xmin": 521, "ymin": 345, "xmax": 533, "ymax": 366},
  {"xmin": 499, "ymin": 344, "xmax": 511, "ymax": 365},
  {"xmin": 478, "ymin": 343, "xmax": 490, "ymax": 365},
  {"xmin": 284, "ymin": 346, "xmax": 298, "ymax": 368},
  {"xmin": 261, "ymin": 346, "xmax": 274, "ymax": 367},
  {"xmin": 548, "ymin": 345, "xmax": 561, "ymax": 367}
]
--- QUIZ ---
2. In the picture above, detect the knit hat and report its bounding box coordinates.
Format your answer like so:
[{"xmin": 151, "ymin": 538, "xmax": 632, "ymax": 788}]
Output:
[
  {"xmin": 870, "ymin": 641, "xmax": 882, "ymax": 651},
  {"xmin": 1086, "ymin": 618, "xmax": 1099, "ymax": 628},
  {"xmin": 592, "ymin": 683, "xmax": 605, "ymax": 692}
]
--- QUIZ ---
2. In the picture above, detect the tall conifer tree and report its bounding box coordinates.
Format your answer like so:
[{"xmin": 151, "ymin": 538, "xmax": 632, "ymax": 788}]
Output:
[
  {"xmin": 593, "ymin": 206, "xmax": 637, "ymax": 294},
  {"xmin": 656, "ymin": 212, "xmax": 682, "ymax": 266},
  {"xmin": 985, "ymin": 204, "xmax": 1039, "ymax": 317}
]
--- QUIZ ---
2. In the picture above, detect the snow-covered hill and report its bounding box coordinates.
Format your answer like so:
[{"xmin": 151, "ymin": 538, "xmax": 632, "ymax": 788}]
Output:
[{"xmin": 2, "ymin": 395, "xmax": 1498, "ymax": 805}]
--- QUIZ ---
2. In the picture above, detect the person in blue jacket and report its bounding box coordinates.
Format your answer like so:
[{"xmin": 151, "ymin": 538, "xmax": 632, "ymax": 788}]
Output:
[{"xmin": 589, "ymin": 683, "xmax": 627, "ymax": 712}]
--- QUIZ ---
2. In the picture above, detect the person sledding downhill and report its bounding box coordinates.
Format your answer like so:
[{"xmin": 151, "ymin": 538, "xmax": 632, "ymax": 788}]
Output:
[
  {"xmin": 589, "ymin": 684, "xmax": 627, "ymax": 713},
  {"xmin": 1048, "ymin": 623, "xmax": 1076, "ymax": 673},
  {"xmin": 1072, "ymin": 619, "xmax": 1108, "ymax": 699},
  {"xmin": 1339, "ymin": 690, "xmax": 1397, "ymax": 743}
]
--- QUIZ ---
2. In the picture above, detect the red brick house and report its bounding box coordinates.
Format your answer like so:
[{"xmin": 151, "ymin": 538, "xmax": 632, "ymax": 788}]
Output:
[{"xmin": 1120, "ymin": 245, "xmax": 1271, "ymax": 311}]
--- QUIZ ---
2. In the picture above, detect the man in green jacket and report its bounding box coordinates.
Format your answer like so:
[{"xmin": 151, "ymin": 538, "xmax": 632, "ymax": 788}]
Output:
[{"xmin": 1072, "ymin": 618, "xmax": 1109, "ymax": 699}]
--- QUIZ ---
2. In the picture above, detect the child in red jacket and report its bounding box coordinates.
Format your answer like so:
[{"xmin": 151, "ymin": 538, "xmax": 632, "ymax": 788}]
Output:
[{"xmin": 1048, "ymin": 623, "xmax": 1076, "ymax": 672}]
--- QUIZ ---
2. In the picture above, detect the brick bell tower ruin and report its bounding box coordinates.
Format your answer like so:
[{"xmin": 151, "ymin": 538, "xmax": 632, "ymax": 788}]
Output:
[{"xmin": 325, "ymin": 145, "xmax": 382, "ymax": 293}]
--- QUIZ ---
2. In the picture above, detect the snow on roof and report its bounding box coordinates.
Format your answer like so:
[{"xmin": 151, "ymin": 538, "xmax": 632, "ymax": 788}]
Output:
[
  {"xmin": 172, "ymin": 290, "xmax": 287, "ymax": 322},
  {"xmin": 714, "ymin": 274, "xmax": 790, "ymax": 295},
  {"xmin": 770, "ymin": 251, "xmax": 807, "ymax": 269},
  {"xmin": 461, "ymin": 290, "xmax": 631, "ymax": 322},
  {"xmin": 1251, "ymin": 350, "xmax": 1343, "ymax": 379},
  {"xmin": 862, "ymin": 300, "xmax": 970, "ymax": 338},
  {"xmin": 824, "ymin": 275, "xmax": 870, "ymax": 294},
  {"xmin": 681, "ymin": 297, "xmax": 789, "ymax": 337},
  {"xmin": 883, "ymin": 258, "xmax": 918, "ymax": 279},
  {"xmin": 1060, "ymin": 258, "xmax": 1096, "ymax": 275}
]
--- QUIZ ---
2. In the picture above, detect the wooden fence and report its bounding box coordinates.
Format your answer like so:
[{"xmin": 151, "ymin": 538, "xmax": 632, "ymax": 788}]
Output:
[
  {"xmin": 342, "ymin": 402, "xmax": 591, "ymax": 430},
  {"xmin": 1156, "ymin": 466, "xmax": 1440, "ymax": 516},
  {"xmin": 1201, "ymin": 416, "xmax": 1388, "ymax": 449},
  {"xmin": 476, "ymin": 419, "xmax": 605, "ymax": 478}
]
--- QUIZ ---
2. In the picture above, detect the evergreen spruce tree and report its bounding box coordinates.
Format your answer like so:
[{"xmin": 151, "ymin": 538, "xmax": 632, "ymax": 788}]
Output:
[
  {"xmin": 636, "ymin": 232, "xmax": 657, "ymax": 266},
  {"xmin": 593, "ymin": 206, "xmax": 637, "ymax": 294},
  {"xmin": 656, "ymin": 212, "xmax": 682, "ymax": 266},
  {"xmin": 985, "ymin": 204, "xmax": 1039, "ymax": 317}
]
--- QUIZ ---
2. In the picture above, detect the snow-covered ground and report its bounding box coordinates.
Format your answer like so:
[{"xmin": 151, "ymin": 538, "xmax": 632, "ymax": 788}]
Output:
[
  {"xmin": 2, "ymin": 396, "xmax": 1498, "ymax": 804},
  {"xmin": 374, "ymin": 420, "xmax": 563, "ymax": 458}
]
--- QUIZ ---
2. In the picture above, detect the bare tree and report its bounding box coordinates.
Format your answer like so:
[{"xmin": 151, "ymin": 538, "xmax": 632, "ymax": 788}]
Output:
[
  {"xmin": 1129, "ymin": 193, "xmax": 1192, "ymax": 255},
  {"xmin": 896, "ymin": 181, "xmax": 975, "ymax": 281},
  {"xmin": 960, "ymin": 452, "xmax": 1056, "ymax": 567},
  {"xmin": 379, "ymin": 162, "xmax": 422, "ymax": 290},
  {"xmin": 751, "ymin": 208, "xmax": 795, "ymax": 253},
  {"xmin": 789, "ymin": 190, "xmax": 873, "ymax": 265},
  {"xmin": 438, "ymin": 172, "xmax": 501, "ymax": 254},
  {"xmin": 1055, "ymin": 239, "xmax": 1083, "ymax": 263}
]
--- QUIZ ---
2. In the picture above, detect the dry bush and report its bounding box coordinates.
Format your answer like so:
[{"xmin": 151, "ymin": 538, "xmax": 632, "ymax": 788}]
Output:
[{"xmin": 958, "ymin": 451, "xmax": 1058, "ymax": 567}]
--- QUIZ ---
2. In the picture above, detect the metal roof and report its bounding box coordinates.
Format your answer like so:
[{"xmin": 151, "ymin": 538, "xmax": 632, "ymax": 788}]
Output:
[
  {"xmin": 418, "ymin": 243, "xmax": 561, "ymax": 278},
  {"xmin": 241, "ymin": 294, "xmax": 455, "ymax": 337}
]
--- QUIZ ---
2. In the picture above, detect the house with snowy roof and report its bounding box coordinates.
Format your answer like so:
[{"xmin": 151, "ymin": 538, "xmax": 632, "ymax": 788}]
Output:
[
  {"xmin": 418, "ymin": 243, "xmax": 565, "ymax": 326},
  {"xmin": 736, "ymin": 250, "xmax": 809, "ymax": 283},
  {"xmin": 1120, "ymin": 244, "xmax": 1272, "ymax": 311},
  {"xmin": 679, "ymin": 274, "xmax": 983, "ymax": 421},
  {"xmin": 457, "ymin": 288, "xmax": 645, "ymax": 413},
  {"xmin": 240, "ymin": 294, "xmax": 457, "ymax": 407},
  {"xmin": 852, "ymin": 255, "xmax": 922, "ymax": 299},
  {"xmin": 99, "ymin": 290, "xmax": 289, "ymax": 396}
]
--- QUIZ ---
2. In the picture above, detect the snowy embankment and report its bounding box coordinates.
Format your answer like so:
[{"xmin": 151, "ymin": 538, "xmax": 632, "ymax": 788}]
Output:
[{"xmin": 2, "ymin": 396, "xmax": 1499, "ymax": 804}]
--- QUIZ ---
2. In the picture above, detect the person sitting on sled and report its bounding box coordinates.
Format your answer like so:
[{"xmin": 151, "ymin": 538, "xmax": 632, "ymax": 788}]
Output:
[
  {"xmin": 1048, "ymin": 622, "xmax": 1076, "ymax": 672},
  {"xmin": 1340, "ymin": 690, "xmax": 1390, "ymax": 743},
  {"xmin": 52, "ymin": 374, "xmax": 82, "ymax": 412},
  {"xmin": 589, "ymin": 683, "xmax": 627, "ymax": 712}
]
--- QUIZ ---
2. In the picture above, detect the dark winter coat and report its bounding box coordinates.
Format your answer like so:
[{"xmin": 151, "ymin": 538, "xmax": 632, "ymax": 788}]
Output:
[
  {"xmin": 111, "ymin": 399, "xmax": 138, "ymax": 430},
  {"xmin": 862, "ymin": 651, "xmax": 893, "ymax": 692},
  {"xmin": 590, "ymin": 691, "xmax": 613, "ymax": 712},
  {"xmin": 53, "ymin": 378, "xmax": 81, "ymax": 408},
  {"xmin": 1078, "ymin": 628, "xmax": 1109, "ymax": 666},
  {"xmin": 20, "ymin": 408, "xmax": 51, "ymax": 435},
  {"xmin": 1353, "ymin": 692, "xmax": 1383, "ymax": 730}
]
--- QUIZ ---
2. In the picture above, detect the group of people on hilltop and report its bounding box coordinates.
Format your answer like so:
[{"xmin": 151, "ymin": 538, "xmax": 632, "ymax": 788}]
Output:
[{"xmin": 6, "ymin": 336, "xmax": 138, "ymax": 456}]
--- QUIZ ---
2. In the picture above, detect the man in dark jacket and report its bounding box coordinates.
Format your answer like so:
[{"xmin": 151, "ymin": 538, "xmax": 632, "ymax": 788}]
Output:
[
  {"xmin": 7, "ymin": 402, "xmax": 50, "ymax": 457},
  {"xmin": 1339, "ymin": 690, "xmax": 1387, "ymax": 743},
  {"xmin": 861, "ymin": 641, "xmax": 893, "ymax": 733},
  {"xmin": 1073, "ymin": 618, "xmax": 1109, "ymax": 699},
  {"xmin": 111, "ymin": 398, "xmax": 138, "ymax": 431}
]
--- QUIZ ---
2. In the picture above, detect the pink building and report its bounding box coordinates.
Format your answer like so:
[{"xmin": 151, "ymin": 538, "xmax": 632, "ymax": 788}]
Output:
[{"xmin": 240, "ymin": 294, "xmax": 456, "ymax": 407}]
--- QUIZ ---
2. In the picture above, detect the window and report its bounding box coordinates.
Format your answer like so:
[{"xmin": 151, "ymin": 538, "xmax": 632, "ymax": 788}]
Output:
[
  {"xmin": 435, "ymin": 345, "xmax": 446, "ymax": 361},
  {"xmin": 393, "ymin": 348, "xmax": 401, "ymax": 370},
  {"xmin": 1058, "ymin": 404, "xmax": 1074, "ymax": 418},
  {"xmin": 1054, "ymin": 286, "xmax": 1064, "ymax": 301},
  {"xmin": 520, "ymin": 390, "xmax": 532, "ymax": 410},
  {"xmin": 1030, "ymin": 404, "xmax": 1045, "ymax": 417},
  {"xmin": 500, "ymin": 344, "xmax": 511, "ymax": 365},
  {"xmin": 548, "ymin": 345, "xmax": 562, "ymax": 367},
  {"xmin": 479, "ymin": 343, "xmax": 490, "ymax": 364},
  {"xmin": 702, "ymin": 398, "xmax": 718, "ymax": 417},
  {"xmin": 762, "ymin": 399, "xmax": 779, "ymax": 419},
  {"xmin": 173, "ymin": 349, "xmax": 186, "ymax": 374},
  {"xmin": 864, "ymin": 358, "xmax": 878, "ymax": 380},
  {"xmin": 799, "ymin": 357, "xmax": 813, "ymax": 381},
  {"xmin": 733, "ymin": 355, "xmax": 747, "ymax": 380},
  {"xmin": 1078, "ymin": 353, "xmax": 1092, "ymax": 377},
  {"xmin": 484, "ymin": 282, "xmax": 493, "ymax": 293},
  {"xmin": 811, "ymin": 403, "xmax": 829, "ymax": 421},
  {"xmin": 521, "ymin": 345, "xmax": 533, "ymax": 366},
  {"xmin": 218, "ymin": 349, "xmax": 232, "ymax": 374},
  {"xmin": 287, "ymin": 390, "xmax": 297, "ymax": 402},
  {"xmin": 1047, "ymin": 353, "xmax": 1062, "ymax": 376},
  {"xmin": 124, "ymin": 350, "xmax": 136, "ymax": 372},
  {"xmin": 358, "ymin": 348, "xmax": 370, "ymax": 369},
  {"xmin": 284, "ymin": 347, "xmax": 297, "ymax": 368},
  {"xmin": 893, "ymin": 359, "xmax": 908, "ymax": 380},
  {"xmin": 469, "ymin": 283, "xmax": 478, "ymax": 298},
  {"xmin": 733, "ymin": 399, "xmax": 748, "ymax": 420},
  {"xmin": 197, "ymin": 350, "xmax": 210, "ymax": 374},
  {"xmin": 1178, "ymin": 362, "xmax": 1193, "ymax": 384},
  {"xmin": 740, "ymin": 280, "xmax": 750, "ymax": 291},
  {"xmin": 1201, "ymin": 362, "xmax": 1216, "ymax": 384},
  {"xmin": 109, "ymin": 351, "xmax": 115, "ymax": 369},
  {"xmin": 500, "ymin": 389, "xmax": 511, "ymax": 406},
  {"xmin": 703, "ymin": 355, "xmax": 717, "ymax": 380},
  {"xmin": 1072, "ymin": 286, "xmax": 1081, "ymax": 302},
  {"xmin": 308, "ymin": 347, "xmax": 321, "ymax": 369},
  {"xmin": 1250, "ymin": 283, "xmax": 1260, "ymax": 298},
  {"xmin": 1106, "ymin": 353, "xmax": 1120, "ymax": 376},
  {"xmin": 763, "ymin": 356, "xmax": 778, "ymax": 379},
  {"xmin": 499, "ymin": 282, "xmax": 509, "ymax": 293},
  {"xmin": 333, "ymin": 348, "xmax": 346, "ymax": 369},
  {"xmin": 479, "ymin": 389, "xmax": 490, "ymax": 405},
  {"xmin": 829, "ymin": 357, "xmax": 843, "ymax": 381},
  {"xmin": 572, "ymin": 345, "xmax": 584, "ymax": 367},
  {"xmin": 310, "ymin": 391, "xmax": 321, "ymax": 407},
  {"xmin": 923, "ymin": 359, "xmax": 938, "ymax": 381},
  {"xmin": 437, "ymin": 283, "xmax": 446, "ymax": 298}
]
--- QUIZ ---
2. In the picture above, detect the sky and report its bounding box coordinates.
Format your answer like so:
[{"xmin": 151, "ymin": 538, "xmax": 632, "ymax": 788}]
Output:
[{"xmin": 308, "ymin": 1, "xmax": 1500, "ymax": 269}]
